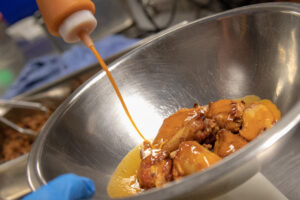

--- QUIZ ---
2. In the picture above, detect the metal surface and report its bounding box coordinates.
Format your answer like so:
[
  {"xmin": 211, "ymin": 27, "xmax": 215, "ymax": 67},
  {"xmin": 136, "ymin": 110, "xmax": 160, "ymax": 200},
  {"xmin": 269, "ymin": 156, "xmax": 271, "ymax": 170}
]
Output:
[
  {"xmin": 0, "ymin": 100, "xmax": 49, "ymax": 113},
  {"xmin": 0, "ymin": 100, "xmax": 49, "ymax": 135},
  {"xmin": 0, "ymin": 155, "xmax": 29, "ymax": 200},
  {"xmin": 260, "ymin": 124, "xmax": 300, "ymax": 199},
  {"xmin": 213, "ymin": 173, "xmax": 288, "ymax": 200},
  {"xmin": 27, "ymin": 3, "xmax": 300, "ymax": 200},
  {"xmin": 0, "ymin": 116, "xmax": 37, "ymax": 135}
]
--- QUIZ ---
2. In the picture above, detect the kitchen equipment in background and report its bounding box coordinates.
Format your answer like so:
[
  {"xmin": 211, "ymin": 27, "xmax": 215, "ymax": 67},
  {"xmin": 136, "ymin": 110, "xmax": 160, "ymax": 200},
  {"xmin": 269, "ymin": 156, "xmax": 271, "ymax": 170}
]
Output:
[
  {"xmin": 0, "ymin": 15, "xmax": 25, "ymax": 96},
  {"xmin": 126, "ymin": 0, "xmax": 221, "ymax": 32},
  {"xmin": 0, "ymin": 99, "xmax": 49, "ymax": 135},
  {"xmin": 27, "ymin": 3, "xmax": 300, "ymax": 200}
]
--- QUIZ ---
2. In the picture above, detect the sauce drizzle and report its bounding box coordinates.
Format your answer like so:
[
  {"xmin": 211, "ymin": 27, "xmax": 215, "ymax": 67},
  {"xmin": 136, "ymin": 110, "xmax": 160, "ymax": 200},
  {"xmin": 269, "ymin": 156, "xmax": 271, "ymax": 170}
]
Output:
[
  {"xmin": 80, "ymin": 32, "xmax": 147, "ymax": 142},
  {"xmin": 89, "ymin": 45, "xmax": 147, "ymax": 141}
]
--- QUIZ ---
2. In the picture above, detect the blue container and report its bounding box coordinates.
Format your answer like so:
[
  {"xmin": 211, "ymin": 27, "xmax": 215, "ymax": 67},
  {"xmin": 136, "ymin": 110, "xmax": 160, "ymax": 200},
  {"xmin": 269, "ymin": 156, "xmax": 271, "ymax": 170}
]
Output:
[{"xmin": 0, "ymin": 0, "xmax": 38, "ymax": 24}]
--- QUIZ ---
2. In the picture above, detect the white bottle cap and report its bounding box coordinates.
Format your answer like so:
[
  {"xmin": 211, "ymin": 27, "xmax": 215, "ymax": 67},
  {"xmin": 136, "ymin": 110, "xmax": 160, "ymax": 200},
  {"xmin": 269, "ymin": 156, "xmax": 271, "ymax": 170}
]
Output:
[{"xmin": 58, "ymin": 10, "xmax": 97, "ymax": 43}]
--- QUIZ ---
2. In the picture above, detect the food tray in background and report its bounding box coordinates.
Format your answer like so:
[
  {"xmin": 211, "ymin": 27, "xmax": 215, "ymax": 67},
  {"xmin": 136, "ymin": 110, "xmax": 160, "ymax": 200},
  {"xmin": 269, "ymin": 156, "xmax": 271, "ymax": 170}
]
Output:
[{"xmin": 0, "ymin": 65, "xmax": 97, "ymax": 200}]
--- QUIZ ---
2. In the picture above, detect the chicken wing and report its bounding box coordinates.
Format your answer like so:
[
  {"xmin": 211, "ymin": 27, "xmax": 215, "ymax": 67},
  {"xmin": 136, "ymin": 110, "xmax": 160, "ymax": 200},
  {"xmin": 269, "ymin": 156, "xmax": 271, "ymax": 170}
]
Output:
[
  {"xmin": 207, "ymin": 99, "xmax": 245, "ymax": 132},
  {"xmin": 153, "ymin": 105, "xmax": 208, "ymax": 152},
  {"xmin": 172, "ymin": 141, "xmax": 221, "ymax": 179},
  {"xmin": 137, "ymin": 141, "xmax": 172, "ymax": 189},
  {"xmin": 214, "ymin": 129, "xmax": 248, "ymax": 158},
  {"xmin": 257, "ymin": 99, "xmax": 281, "ymax": 121},
  {"xmin": 239, "ymin": 103, "xmax": 275, "ymax": 141}
]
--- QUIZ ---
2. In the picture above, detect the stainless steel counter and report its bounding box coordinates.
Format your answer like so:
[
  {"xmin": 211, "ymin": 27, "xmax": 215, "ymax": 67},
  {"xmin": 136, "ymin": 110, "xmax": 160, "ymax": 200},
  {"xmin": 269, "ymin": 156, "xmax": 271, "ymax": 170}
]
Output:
[
  {"xmin": 261, "ymin": 124, "xmax": 300, "ymax": 200},
  {"xmin": 0, "ymin": 155, "xmax": 29, "ymax": 199}
]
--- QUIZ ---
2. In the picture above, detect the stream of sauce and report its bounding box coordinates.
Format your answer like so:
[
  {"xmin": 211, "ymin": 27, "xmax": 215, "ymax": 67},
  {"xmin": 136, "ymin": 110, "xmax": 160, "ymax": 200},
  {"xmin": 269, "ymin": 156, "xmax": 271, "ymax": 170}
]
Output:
[{"xmin": 88, "ymin": 44, "xmax": 147, "ymax": 142}]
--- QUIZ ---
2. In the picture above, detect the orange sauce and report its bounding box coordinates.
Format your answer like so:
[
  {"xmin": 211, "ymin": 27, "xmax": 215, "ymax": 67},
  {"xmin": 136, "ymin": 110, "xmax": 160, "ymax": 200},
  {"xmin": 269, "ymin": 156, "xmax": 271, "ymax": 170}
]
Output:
[{"xmin": 107, "ymin": 145, "xmax": 143, "ymax": 198}]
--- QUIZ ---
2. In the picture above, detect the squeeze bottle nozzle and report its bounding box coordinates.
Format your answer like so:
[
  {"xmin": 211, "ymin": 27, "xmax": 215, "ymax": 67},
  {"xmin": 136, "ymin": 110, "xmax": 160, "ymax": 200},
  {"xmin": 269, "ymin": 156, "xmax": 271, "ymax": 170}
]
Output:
[{"xmin": 36, "ymin": 0, "xmax": 97, "ymax": 44}]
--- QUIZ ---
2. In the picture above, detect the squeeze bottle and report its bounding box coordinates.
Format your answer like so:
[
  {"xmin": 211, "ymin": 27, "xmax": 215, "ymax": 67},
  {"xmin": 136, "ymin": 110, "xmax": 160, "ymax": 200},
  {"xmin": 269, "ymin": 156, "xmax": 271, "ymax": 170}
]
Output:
[{"xmin": 36, "ymin": 0, "xmax": 96, "ymax": 46}]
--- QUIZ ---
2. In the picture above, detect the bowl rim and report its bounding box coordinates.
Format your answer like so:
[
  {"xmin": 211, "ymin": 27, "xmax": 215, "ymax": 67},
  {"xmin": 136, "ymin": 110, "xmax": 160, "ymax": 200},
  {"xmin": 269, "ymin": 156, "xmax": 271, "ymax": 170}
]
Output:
[{"xmin": 27, "ymin": 2, "xmax": 300, "ymax": 200}]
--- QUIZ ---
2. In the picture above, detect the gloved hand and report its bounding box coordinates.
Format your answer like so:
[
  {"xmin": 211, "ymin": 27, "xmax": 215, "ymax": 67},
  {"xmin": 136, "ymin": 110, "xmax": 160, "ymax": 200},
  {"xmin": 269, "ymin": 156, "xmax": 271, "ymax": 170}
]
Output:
[{"xmin": 22, "ymin": 174, "xmax": 95, "ymax": 200}]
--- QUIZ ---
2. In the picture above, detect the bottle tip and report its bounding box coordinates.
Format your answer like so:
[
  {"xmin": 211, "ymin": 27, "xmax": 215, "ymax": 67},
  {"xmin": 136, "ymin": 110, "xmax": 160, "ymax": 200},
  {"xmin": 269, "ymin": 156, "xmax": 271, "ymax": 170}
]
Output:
[
  {"xmin": 58, "ymin": 10, "xmax": 97, "ymax": 44},
  {"xmin": 78, "ymin": 31, "xmax": 94, "ymax": 47}
]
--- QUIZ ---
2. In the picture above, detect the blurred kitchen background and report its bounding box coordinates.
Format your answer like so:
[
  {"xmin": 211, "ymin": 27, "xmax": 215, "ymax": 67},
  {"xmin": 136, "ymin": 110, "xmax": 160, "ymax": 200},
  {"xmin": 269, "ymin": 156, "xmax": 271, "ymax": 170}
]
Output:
[{"xmin": 0, "ymin": 0, "xmax": 298, "ymax": 98}]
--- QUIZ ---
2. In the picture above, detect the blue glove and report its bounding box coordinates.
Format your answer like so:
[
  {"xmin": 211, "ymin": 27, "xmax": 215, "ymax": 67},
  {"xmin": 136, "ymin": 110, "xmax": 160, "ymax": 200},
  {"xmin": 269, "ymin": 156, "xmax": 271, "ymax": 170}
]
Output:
[{"xmin": 22, "ymin": 174, "xmax": 95, "ymax": 200}]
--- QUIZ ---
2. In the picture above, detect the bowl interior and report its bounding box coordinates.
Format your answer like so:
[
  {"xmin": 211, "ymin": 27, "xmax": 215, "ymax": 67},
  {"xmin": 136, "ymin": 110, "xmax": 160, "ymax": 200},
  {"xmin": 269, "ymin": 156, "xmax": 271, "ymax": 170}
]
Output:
[{"xmin": 28, "ymin": 3, "xmax": 300, "ymax": 200}]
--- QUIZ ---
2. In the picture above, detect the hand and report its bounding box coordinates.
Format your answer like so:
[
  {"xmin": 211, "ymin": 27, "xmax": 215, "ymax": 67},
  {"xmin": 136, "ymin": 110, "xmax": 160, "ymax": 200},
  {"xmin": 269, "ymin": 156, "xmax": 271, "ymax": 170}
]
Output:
[{"xmin": 22, "ymin": 174, "xmax": 95, "ymax": 200}]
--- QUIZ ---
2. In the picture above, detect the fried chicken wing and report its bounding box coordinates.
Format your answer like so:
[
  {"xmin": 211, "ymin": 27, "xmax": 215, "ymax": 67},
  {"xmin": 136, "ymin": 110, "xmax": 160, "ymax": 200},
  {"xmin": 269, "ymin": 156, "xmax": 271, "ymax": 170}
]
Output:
[
  {"xmin": 239, "ymin": 103, "xmax": 275, "ymax": 141},
  {"xmin": 153, "ymin": 106, "xmax": 208, "ymax": 152},
  {"xmin": 172, "ymin": 141, "xmax": 221, "ymax": 179},
  {"xmin": 257, "ymin": 100, "xmax": 281, "ymax": 121},
  {"xmin": 214, "ymin": 129, "xmax": 248, "ymax": 158},
  {"xmin": 160, "ymin": 115, "xmax": 207, "ymax": 153},
  {"xmin": 207, "ymin": 99, "xmax": 245, "ymax": 132},
  {"xmin": 137, "ymin": 142, "xmax": 172, "ymax": 189},
  {"xmin": 153, "ymin": 108, "xmax": 200, "ymax": 146}
]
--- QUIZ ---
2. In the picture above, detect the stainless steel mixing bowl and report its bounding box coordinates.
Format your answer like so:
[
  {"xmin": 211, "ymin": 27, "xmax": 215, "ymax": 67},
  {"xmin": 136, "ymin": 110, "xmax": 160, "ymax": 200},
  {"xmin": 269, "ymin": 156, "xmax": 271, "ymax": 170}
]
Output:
[{"xmin": 27, "ymin": 3, "xmax": 300, "ymax": 200}]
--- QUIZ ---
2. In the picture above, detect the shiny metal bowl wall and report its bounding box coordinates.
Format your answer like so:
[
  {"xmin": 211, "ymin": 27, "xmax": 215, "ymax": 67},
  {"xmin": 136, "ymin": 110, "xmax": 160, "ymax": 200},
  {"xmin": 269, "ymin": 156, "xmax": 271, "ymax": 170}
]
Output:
[{"xmin": 27, "ymin": 3, "xmax": 300, "ymax": 200}]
